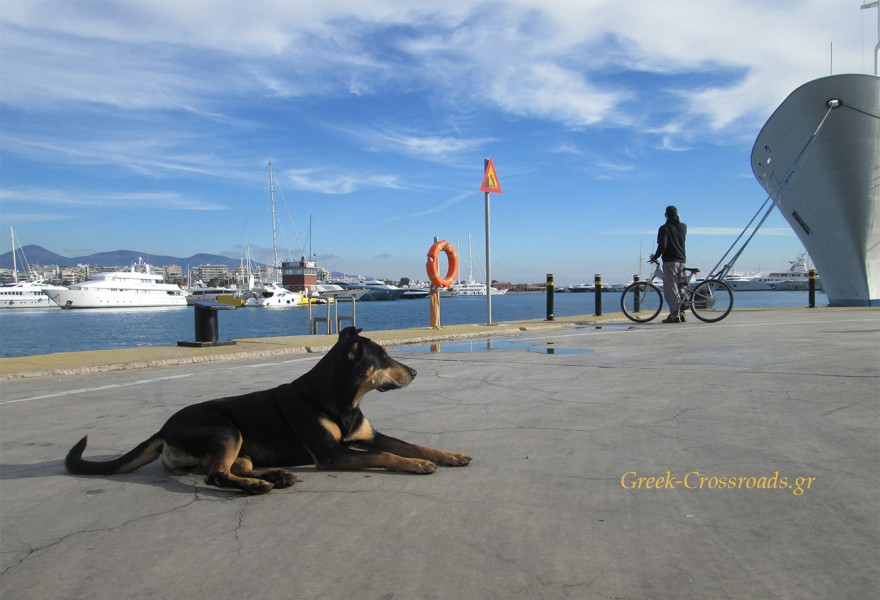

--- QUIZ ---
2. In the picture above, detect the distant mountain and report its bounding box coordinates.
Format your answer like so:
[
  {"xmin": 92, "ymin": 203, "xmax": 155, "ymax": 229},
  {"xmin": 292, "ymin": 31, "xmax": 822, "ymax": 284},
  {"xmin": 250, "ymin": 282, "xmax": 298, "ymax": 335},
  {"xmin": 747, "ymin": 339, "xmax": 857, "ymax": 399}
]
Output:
[{"xmin": 0, "ymin": 245, "xmax": 250, "ymax": 270}]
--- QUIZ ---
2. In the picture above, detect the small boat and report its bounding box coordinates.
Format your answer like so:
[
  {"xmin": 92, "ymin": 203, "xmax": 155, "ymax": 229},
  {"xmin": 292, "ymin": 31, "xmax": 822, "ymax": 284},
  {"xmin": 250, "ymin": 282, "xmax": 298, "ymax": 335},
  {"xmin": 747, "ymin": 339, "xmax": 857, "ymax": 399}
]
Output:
[
  {"xmin": 400, "ymin": 286, "xmax": 430, "ymax": 299},
  {"xmin": 244, "ymin": 281, "xmax": 305, "ymax": 307},
  {"xmin": 46, "ymin": 261, "xmax": 187, "ymax": 309},
  {"xmin": 720, "ymin": 272, "xmax": 773, "ymax": 292}
]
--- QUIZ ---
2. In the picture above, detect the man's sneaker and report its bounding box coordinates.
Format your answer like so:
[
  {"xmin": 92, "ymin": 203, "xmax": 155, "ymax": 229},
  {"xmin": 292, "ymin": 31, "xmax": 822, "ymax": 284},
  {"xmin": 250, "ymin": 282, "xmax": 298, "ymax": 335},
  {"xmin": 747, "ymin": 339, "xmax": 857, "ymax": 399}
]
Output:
[{"xmin": 662, "ymin": 314, "xmax": 681, "ymax": 323}]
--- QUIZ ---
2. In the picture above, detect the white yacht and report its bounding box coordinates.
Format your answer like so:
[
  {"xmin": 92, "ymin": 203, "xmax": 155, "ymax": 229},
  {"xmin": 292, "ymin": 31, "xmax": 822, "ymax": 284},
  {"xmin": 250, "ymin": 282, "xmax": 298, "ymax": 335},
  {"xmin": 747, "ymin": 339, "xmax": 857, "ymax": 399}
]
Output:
[
  {"xmin": 244, "ymin": 282, "xmax": 305, "ymax": 307},
  {"xmin": 332, "ymin": 279, "xmax": 406, "ymax": 301},
  {"xmin": 754, "ymin": 253, "xmax": 823, "ymax": 291},
  {"xmin": 441, "ymin": 279, "xmax": 508, "ymax": 297},
  {"xmin": 1, "ymin": 226, "xmax": 67, "ymax": 308},
  {"xmin": 721, "ymin": 272, "xmax": 773, "ymax": 292},
  {"xmin": 47, "ymin": 264, "xmax": 187, "ymax": 309},
  {"xmin": 186, "ymin": 284, "xmax": 240, "ymax": 305},
  {"xmin": 0, "ymin": 279, "xmax": 68, "ymax": 308}
]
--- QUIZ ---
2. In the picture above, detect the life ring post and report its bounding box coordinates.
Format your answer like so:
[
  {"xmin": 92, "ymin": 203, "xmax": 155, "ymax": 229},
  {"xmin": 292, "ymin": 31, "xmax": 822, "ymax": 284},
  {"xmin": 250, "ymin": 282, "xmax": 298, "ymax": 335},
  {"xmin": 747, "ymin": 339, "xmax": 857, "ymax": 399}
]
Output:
[
  {"xmin": 426, "ymin": 239, "xmax": 459, "ymax": 289},
  {"xmin": 426, "ymin": 238, "xmax": 459, "ymax": 329}
]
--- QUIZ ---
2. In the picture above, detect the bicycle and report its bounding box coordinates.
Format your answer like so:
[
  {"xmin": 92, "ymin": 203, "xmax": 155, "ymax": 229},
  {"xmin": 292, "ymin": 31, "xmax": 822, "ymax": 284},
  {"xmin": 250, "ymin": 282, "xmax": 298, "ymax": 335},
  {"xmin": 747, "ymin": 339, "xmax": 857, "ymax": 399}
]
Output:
[{"xmin": 620, "ymin": 260, "xmax": 734, "ymax": 323}]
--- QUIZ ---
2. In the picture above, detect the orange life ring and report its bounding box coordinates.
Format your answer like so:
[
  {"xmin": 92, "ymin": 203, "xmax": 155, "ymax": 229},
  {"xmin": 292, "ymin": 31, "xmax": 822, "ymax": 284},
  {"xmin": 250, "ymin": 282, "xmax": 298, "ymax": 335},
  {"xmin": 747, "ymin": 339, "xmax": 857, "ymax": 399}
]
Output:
[{"xmin": 426, "ymin": 240, "xmax": 459, "ymax": 288}]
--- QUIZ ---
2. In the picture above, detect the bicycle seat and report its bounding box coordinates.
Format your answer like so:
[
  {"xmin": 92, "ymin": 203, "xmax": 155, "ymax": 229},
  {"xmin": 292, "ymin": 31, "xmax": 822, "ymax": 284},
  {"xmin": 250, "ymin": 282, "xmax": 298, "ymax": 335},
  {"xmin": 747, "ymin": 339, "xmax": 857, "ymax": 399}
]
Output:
[{"xmin": 685, "ymin": 267, "xmax": 700, "ymax": 274}]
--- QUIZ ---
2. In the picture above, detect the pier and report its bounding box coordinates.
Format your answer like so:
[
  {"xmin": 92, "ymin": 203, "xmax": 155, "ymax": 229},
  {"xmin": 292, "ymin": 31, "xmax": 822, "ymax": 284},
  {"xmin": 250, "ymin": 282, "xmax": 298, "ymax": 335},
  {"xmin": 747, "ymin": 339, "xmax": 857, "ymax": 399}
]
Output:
[{"xmin": 1, "ymin": 308, "xmax": 877, "ymax": 599}]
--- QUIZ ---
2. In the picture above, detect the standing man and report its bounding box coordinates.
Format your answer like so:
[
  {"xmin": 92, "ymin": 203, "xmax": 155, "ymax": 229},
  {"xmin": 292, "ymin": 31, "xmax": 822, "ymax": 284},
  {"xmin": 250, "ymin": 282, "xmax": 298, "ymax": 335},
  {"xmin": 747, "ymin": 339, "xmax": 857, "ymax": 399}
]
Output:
[{"xmin": 650, "ymin": 206, "xmax": 687, "ymax": 323}]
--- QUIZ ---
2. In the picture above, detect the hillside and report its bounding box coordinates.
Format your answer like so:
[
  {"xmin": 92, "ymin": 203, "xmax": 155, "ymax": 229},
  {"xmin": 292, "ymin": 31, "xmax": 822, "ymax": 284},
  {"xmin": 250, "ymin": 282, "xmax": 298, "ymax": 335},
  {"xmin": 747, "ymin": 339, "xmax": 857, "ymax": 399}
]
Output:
[{"xmin": 0, "ymin": 245, "xmax": 247, "ymax": 270}]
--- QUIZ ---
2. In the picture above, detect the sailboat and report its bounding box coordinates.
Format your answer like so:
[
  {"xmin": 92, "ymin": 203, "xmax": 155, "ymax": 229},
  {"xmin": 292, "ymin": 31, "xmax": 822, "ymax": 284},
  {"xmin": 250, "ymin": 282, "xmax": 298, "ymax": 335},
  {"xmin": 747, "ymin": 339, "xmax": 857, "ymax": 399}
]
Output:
[
  {"xmin": 0, "ymin": 227, "xmax": 67, "ymax": 309},
  {"xmin": 440, "ymin": 233, "xmax": 507, "ymax": 297},
  {"xmin": 244, "ymin": 162, "xmax": 306, "ymax": 308}
]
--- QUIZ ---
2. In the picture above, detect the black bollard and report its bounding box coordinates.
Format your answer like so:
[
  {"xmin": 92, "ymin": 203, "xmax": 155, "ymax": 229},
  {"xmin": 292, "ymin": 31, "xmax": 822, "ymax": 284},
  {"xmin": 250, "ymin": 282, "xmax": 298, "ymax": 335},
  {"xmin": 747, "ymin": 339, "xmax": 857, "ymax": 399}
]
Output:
[
  {"xmin": 632, "ymin": 275, "xmax": 640, "ymax": 312},
  {"xmin": 546, "ymin": 274, "xmax": 555, "ymax": 321},
  {"xmin": 594, "ymin": 274, "xmax": 602, "ymax": 316},
  {"xmin": 808, "ymin": 269, "xmax": 817, "ymax": 308},
  {"xmin": 178, "ymin": 301, "xmax": 237, "ymax": 347}
]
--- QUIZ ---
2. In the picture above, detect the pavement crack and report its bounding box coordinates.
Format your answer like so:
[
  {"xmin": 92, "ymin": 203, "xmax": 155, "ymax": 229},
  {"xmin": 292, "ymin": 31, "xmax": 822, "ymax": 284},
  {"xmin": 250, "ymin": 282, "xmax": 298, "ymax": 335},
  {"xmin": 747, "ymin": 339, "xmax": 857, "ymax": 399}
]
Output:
[{"xmin": 1, "ymin": 496, "xmax": 200, "ymax": 576}]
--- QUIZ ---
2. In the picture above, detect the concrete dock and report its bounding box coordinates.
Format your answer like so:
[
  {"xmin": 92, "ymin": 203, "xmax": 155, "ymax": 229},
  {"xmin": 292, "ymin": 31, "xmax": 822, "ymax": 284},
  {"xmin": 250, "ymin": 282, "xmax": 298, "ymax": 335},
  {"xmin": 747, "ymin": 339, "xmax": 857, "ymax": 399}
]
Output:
[{"xmin": 1, "ymin": 308, "xmax": 878, "ymax": 599}]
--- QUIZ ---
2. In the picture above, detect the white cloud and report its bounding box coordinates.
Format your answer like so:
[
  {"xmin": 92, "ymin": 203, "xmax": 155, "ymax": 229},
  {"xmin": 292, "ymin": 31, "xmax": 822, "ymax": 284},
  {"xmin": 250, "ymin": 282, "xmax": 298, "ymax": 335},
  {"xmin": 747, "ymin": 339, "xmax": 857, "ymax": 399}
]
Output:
[{"xmin": 1, "ymin": 1, "xmax": 874, "ymax": 156}]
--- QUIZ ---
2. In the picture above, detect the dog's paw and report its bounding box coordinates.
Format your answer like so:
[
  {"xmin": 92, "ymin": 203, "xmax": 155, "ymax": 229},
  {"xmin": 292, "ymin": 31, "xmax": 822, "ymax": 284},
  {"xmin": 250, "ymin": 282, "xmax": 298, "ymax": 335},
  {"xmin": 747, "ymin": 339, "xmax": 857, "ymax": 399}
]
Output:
[
  {"xmin": 274, "ymin": 471, "xmax": 301, "ymax": 489},
  {"xmin": 407, "ymin": 459, "xmax": 438, "ymax": 474},
  {"xmin": 244, "ymin": 480, "xmax": 274, "ymax": 495},
  {"xmin": 439, "ymin": 452, "xmax": 472, "ymax": 467}
]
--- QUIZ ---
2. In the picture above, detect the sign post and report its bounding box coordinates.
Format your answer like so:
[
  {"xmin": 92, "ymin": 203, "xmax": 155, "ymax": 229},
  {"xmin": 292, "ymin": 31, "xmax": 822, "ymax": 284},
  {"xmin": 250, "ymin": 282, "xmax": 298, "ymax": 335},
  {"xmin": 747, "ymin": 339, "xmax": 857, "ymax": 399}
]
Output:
[{"xmin": 480, "ymin": 158, "xmax": 502, "ymax": 325}]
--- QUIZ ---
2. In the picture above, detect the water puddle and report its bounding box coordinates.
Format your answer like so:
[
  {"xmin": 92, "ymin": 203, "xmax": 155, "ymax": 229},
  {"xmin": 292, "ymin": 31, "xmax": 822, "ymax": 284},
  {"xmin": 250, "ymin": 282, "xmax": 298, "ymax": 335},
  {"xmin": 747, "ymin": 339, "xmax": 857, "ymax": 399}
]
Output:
[
  {"xmin": 528, "ymin": 343, "xmax": 592, "ymax": 355},
  {"xmin": 399, "ymin": 337, "xmax": 592, "ymax": 355}
]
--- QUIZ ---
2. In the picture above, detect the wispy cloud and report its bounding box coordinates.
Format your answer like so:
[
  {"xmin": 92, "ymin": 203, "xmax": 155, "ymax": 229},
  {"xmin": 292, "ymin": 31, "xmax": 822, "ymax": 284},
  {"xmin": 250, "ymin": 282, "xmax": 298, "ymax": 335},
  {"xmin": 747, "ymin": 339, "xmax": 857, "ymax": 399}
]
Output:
[
  {"xmin": 281, "ymin": 168, "xmax": 402, "ymax": 194},
  {"xmin": 602, "ymin": 227, "xmax": 795, "ymax": 237},
  {"xmin": 0, "ymin": 188, "xmax": 226, "ymax": 211},
  {"xmin": 365, "ymin": 190, "xmax": 472, "ymax": 228}
]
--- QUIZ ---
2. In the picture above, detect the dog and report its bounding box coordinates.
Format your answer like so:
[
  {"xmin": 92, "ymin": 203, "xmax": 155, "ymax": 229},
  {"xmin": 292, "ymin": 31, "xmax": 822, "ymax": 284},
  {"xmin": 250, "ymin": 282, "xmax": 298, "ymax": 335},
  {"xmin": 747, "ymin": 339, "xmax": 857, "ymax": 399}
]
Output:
[{"xmin": 66, "ymin": 327, "xmax": 471, "ymax": 494}]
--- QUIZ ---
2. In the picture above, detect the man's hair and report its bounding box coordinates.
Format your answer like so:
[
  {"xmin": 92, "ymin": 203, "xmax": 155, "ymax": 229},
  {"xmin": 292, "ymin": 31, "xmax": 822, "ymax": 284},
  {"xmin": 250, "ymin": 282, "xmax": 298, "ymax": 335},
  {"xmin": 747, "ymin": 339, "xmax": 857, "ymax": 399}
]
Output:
[{"xmin": 665, "ymin": 205, "xmax": 679, "ymax": 221}]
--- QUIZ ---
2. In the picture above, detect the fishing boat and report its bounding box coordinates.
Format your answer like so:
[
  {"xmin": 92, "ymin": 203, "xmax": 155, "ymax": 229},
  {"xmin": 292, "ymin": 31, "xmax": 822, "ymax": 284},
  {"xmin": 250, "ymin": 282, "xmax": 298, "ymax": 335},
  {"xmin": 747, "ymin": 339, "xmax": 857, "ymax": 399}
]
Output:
[
  {"xmin": 46, "ymin": 261, "xmax": 187, "ymax": 309},
  {"xmin": 751, "ymin": 73, "xmax": 880, "ymax": 306}
]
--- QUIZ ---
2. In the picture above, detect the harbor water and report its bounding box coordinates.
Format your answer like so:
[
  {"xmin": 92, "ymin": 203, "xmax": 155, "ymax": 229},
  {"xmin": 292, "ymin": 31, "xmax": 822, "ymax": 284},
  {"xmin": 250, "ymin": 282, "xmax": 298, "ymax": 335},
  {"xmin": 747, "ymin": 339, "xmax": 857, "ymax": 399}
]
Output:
[{"xmin": 0, "ymin": 291, "xmax": 827, "ymax": 359}]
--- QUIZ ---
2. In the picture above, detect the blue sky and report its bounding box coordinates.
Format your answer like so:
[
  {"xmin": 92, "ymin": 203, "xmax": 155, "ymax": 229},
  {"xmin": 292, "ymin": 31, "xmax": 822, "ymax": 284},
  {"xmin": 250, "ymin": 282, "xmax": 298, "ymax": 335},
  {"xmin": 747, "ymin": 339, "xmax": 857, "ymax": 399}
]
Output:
[{"xmin": 1, "ymin": 1, "xmax": 877, "ymax": 284}]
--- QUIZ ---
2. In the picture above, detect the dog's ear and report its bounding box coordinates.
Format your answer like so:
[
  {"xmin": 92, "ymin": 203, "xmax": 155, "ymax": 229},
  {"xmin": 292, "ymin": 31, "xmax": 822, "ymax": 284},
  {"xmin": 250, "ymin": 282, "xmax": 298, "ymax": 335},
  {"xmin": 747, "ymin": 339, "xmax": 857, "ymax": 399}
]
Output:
[
  {"xmin": 346, "ymin": 340, "xmax": 363, "ymax": 363},
  {"xmin": 338, "ymin": 326, "xmax": 363, "ymax": 341}
]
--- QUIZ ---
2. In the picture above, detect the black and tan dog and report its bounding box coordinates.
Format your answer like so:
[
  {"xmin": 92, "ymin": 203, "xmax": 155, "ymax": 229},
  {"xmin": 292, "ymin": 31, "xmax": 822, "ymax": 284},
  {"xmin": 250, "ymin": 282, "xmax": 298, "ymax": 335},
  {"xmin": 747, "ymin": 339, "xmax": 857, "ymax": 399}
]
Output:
[{"xmin": 66, "ymin": 327, "xmax": 471, "ymax": 494}]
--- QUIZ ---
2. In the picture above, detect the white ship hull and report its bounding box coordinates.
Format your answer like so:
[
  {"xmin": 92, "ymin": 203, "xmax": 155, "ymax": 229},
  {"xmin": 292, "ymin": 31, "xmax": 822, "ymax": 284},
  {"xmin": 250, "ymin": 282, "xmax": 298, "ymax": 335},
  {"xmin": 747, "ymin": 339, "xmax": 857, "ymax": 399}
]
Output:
[
  {"xmin": 751, "ymin": 74, "xmax": 880, "ymax": 306},
  {"xmin": 49, "ymin": 288, "xmax": 188, "ymax": 308},
  {"xmin": 47, "ymin": 266, "xmax": 187, "ymax": 309}
]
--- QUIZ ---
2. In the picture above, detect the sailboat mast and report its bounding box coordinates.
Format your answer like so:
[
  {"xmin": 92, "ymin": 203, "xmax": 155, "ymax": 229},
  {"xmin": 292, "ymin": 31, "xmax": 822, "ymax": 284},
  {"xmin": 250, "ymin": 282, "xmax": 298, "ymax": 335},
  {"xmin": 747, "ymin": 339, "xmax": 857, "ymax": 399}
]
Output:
[
  {"xmin": 268, "ymin": 161, "xmax": 279, "ymax": 281},
  {"xmin": 10, "ymin": 226, "xmax": 17, "ymax": 283}
]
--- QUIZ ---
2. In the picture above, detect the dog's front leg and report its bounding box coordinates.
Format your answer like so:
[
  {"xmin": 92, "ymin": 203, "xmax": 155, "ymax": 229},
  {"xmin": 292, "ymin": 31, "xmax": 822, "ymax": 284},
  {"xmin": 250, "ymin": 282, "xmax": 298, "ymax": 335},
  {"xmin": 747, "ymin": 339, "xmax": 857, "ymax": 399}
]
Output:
[
  {"xmin": 360, "ymin": 432, "xmax": 472, "ymax": 467},
  {"xmin": 315, "ymin": 448, "xmax": 438, "ymax": 474}
]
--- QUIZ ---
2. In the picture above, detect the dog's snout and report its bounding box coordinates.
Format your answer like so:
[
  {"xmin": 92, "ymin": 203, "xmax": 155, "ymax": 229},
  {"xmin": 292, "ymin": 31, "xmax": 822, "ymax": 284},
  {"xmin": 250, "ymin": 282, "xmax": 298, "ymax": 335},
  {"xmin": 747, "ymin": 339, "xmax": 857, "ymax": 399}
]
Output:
[{"xmin": 409, "ymin": 367, "xmax": 417, "ymax": 379}]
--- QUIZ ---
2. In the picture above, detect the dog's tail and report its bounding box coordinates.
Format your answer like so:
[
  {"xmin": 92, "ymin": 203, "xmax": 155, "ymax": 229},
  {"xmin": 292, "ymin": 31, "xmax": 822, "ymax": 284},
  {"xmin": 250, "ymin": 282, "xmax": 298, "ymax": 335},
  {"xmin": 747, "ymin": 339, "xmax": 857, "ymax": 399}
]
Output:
[{"xmin": 65, "ymin": 435, "xmax": 164, "ymax": 475}]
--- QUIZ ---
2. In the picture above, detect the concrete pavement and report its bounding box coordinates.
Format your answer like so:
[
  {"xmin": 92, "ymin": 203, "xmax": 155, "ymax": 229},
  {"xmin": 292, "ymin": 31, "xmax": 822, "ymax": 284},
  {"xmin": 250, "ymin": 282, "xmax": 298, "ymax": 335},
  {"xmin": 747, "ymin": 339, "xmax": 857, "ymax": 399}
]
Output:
[{"xmin": 1, "ymin": 308, "xmax": 878, "ymax": 599}]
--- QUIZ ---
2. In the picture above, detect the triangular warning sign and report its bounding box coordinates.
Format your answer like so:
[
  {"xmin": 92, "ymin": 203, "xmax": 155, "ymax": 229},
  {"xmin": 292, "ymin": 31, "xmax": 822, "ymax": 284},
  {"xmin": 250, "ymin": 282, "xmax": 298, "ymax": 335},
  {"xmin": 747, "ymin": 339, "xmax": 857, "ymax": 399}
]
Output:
[{"xmin": 480, "ymin": 158, "xmax": 502, "ymax": 193}]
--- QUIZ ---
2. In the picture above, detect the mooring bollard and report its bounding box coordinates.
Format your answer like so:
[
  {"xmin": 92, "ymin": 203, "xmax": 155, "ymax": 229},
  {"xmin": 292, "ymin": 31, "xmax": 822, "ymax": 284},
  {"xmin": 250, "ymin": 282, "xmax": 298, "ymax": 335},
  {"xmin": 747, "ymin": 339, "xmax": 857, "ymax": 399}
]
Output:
[
  {"xmin": 178, "ymin": 301, "xmax": 236, "ymax": 347},
  {"xmin": 546, "ymin": 274, "xmax": 554, "ymax": 321},
  {"xmin": 594, "ymin": 274, "xmax": 602, "ymax": 316},
  {"xmin": 808, "ymin": 269, "xmax": 817, "ymax": 308},
  {"xmin": 632, "ymin": 275, "xmax": 640, "ymax": 312}
]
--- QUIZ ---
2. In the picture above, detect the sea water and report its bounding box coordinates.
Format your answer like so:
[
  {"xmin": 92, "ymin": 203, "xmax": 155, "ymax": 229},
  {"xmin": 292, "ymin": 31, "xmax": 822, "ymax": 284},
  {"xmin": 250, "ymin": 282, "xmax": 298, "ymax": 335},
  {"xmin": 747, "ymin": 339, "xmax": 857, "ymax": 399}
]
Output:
[{"xmin": 0, "ymin": 291, "xmax": 827, "ymax": 358}]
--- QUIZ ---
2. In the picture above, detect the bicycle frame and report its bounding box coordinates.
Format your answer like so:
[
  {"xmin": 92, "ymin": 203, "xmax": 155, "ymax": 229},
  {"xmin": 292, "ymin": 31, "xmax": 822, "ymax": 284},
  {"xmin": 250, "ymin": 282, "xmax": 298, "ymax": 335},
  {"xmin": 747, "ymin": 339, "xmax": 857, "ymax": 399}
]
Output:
[{"xmin": 621, "ymin": 261, "xmax": 734, "ymax": 323}]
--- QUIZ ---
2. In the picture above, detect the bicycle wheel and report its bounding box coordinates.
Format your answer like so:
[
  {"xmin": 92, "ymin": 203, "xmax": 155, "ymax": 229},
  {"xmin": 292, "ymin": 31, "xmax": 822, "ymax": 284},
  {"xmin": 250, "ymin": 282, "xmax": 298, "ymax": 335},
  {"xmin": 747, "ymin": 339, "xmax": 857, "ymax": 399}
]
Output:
[
  {"xmin": 620, "ymin": 281, "xmax": 663, "ymax": 323},
  {"xmin": 689, "ymin": 279, "xmax": 734, "ymax": 323}
]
